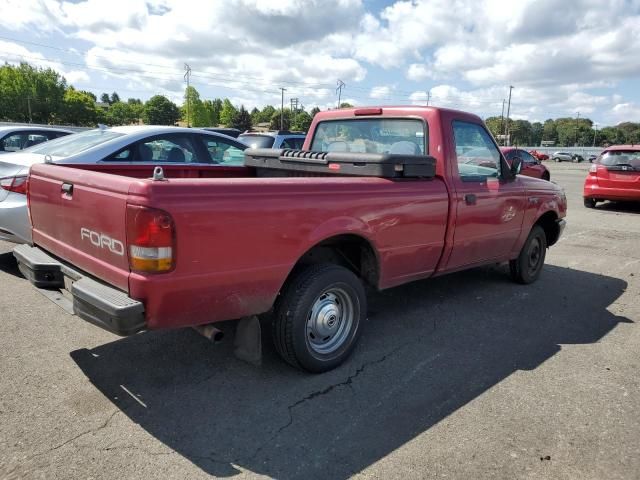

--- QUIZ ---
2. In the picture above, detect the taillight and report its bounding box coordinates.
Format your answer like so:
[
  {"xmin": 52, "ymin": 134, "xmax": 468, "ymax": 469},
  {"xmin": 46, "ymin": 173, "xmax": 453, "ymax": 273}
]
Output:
[
  {"xmin": 126, "ymin": 205, "xmax": 175, "ymax": 273},
  {"xmin": 589, "ymin": 164, "xmax": 598, "ymax": 174},
  {"xmin": 0, "ymin": 175, "xmax": 28, "ymax": 195}
]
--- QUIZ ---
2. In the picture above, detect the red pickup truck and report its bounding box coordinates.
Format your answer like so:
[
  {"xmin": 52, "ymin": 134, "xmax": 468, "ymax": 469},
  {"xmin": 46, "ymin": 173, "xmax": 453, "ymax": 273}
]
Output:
[{"xmin": 14, "ymin": 106, "xmax": 566, "ymax": 372}]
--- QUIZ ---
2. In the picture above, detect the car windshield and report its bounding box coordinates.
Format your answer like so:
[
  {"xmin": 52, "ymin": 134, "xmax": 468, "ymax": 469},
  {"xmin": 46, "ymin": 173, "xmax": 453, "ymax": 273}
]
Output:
[
  {"xmin": 239, "ymin": 134, "xmax": 275, "ymax": 148},
  {"xmin": 310, "ymin": 118, "xmax": 426, "ymax": 154},
  {"xmin": 598, "ymin": 150, "xmax": 640, "ymax": 169},
  {"xmin": 27, "ymin": 129, "xmax": 124, "ymax": 158}
]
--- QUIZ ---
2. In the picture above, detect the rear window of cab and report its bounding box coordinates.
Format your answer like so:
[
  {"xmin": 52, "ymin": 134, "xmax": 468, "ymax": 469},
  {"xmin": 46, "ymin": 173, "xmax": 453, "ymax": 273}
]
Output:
[{"xmin": 310, "ymin": 118, "xmax": 427, "ymax": 155}]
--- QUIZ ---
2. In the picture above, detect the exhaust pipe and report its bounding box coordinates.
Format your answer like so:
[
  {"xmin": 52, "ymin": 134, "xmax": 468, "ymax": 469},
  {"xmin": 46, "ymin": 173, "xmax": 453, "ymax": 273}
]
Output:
[{"xmin": 193, "ymin": 324, "xmax": 224, "ymax": 343}]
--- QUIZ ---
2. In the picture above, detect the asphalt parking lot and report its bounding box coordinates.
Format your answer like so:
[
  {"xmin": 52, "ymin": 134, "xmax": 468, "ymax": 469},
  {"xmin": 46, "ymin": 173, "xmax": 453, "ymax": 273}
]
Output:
[{"xmin": 1, "ymin": 161, "xmax": 638, "ymax": 480}]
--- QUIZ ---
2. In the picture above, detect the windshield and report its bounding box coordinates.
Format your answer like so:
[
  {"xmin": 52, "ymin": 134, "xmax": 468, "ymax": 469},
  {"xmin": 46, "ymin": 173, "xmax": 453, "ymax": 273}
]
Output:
[
  {"xmin": 239, "ymin": 134, "xmax": 275, "ymax": 149},
  {"xmin": 597, "ymin": 150, "xmax": 640, "ymax": 169},
  {"xmin": 310, "ymin": 118, "xmax": 426, "ymax": 154},
  {"xmin": 28, "ymin": 129, "xmax": 124, "ymax": 158}
]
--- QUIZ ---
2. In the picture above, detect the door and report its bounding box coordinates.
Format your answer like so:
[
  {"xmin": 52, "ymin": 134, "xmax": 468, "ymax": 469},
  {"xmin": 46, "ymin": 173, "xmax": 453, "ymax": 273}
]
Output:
[{"xmin": 446, "ymin": 120, "xmax": 526, "ymax": 270}]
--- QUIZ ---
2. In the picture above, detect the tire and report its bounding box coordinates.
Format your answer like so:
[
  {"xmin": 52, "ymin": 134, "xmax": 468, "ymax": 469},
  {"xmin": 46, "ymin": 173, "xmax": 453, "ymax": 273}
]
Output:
[
  {"xmin": 584, "ymin": 197, "xmax": 597, "ymax": 208},
  {"xmin": 553, "ymin": 157, "xmax": 561, "ymax": 163},
  {"xmin": 572, "ymin": 157, "xmax": 579, "ymax": 163},
  {"xmin": 510, "ymin": 225, "xmax": 547, "ymax": 285},
  {"xmin": 272, "ymin": 264, "xmax": 366, "ymax": 373}
]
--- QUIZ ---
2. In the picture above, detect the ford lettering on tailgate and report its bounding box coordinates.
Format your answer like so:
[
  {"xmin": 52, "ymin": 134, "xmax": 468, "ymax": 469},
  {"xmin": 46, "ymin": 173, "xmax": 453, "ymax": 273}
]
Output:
[{"xmin": 80, "ymin": 228, "xmax": 125, "ymax": 256}]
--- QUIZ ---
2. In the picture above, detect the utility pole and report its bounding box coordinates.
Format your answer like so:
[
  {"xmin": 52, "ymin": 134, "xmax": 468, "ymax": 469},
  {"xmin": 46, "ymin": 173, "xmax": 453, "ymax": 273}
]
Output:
[
  {"xmin": 426, "ymin": 90, "xmax": 431, "ymax": 106},
  {"xmin": 336, "ymin": 79, "xmax": 345, "ymax": 108},
  {"xmin": 27, "ymin": 97, "xmax": 32, "ymax": 123},
  {"xmin": 593, "ymin": 122, "xmax": 598, "ymax": 147},
  {"xmin": 290, "ymin": 97, "xmax": 299, "ymax": 130},
  {"xmin": 279, "ymin": 87, "xmax": 286, "ymax": 130},
  {"xmin": 500, "ymin": 99, "xmax": 505, "ymax": 145},
  {"xmin": 504, "ymin": 86, "xmax": 514, "ymax": 146},
  {"xmin": 575, "ymin": 112, "xmax": 580, "ymax": 146},
  {"xmin": 183, "ymin": 63, "xmax": 192, "ymax": 127}
]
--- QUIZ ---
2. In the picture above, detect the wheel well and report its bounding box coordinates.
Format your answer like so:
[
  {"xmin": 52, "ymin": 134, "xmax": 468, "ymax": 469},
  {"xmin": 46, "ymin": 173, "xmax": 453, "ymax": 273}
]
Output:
[
  {"xmin": 294, "ymin": 235, "xmax": 379, "ymax": 287},
  {"xmin": 535, "ymin": 211, "xmax": 560, "ymax": 246}
]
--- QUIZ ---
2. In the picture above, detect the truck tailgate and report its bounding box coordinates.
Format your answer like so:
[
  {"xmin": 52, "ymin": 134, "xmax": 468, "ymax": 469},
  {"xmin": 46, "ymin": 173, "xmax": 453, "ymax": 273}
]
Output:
[{"xmin": 29, "ymin": 163, "xmax": 135, "ymax": 291}]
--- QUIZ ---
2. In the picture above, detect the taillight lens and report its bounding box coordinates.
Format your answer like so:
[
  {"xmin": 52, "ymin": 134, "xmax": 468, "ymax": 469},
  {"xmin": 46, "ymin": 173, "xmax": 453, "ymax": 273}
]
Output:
[
  {"xmin": 126, "ymin": 205, "xmax": 175, "ymax": 273},
  {"xmin": 589, "ymin": 164, "xmax": 598, "ymax": 174},
  {"xmin": 0, "ymin": 175, "xmax": 28, "ymax": 195}
]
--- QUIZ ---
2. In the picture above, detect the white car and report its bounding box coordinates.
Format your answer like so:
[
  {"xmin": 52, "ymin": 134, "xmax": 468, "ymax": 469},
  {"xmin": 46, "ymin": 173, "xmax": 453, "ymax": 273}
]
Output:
[
  {"xmin": 0, "ymin": 126, "xmax": 73, "ymax": 154},
  {"xmin": 0, "ymin": 125, "xmax": 247, "ymax": 243}
]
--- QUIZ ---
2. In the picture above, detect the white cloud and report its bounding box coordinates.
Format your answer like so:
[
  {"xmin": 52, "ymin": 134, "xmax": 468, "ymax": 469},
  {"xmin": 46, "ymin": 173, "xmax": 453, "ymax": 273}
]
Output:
[{"xmin": 370, "ymin": 85, "xmax": 391, "ymax": 99}]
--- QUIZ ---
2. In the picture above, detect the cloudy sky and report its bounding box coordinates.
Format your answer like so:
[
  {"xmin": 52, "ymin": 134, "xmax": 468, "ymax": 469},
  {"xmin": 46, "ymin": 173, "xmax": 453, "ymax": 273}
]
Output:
[{"xmin": 1, "ymin": 0, "xmax": 639, "ymax": 126}]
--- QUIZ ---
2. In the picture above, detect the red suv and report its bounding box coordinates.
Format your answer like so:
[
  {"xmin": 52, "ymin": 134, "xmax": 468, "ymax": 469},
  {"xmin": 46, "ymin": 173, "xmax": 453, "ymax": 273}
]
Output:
[
  {"xmin": 501, "ymin": 147, "xmax": 551, "ymax": 181},
  {"xmin": 584, "ymin": 146, "xmax": 640, "ymax": 207}
]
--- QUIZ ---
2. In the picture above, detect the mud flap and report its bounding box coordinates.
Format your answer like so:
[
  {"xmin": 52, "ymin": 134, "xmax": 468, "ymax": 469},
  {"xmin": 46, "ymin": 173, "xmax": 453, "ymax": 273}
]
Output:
[{"xmin": 233, "ymin": 316, "xmax": 262, "ymax": 366}]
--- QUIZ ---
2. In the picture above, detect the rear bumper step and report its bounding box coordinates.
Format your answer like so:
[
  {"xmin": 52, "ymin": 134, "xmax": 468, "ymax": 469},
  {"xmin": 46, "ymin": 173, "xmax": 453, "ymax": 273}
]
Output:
[{"xmin": 13, "ymin": 244, "xmax": 145, "ymax": 336}]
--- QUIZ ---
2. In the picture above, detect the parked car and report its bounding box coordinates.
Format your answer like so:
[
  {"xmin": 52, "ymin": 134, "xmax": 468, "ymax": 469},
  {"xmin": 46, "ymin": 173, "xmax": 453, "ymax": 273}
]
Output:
[
  {"xmin": 552, "ymin": 151, "xmax": 584, "ymax": 162},
  {"xmin": 14, "ymin": 106, "xmax": 566, "ymax": 373},
  {"xmin": 0, "ymin": 126, "xmax": 72, "ymax": 154},
  {"xmin": 202, "ymin": 127, "xmax": 242, "ymax": 138},
  {"xmin": 0, "ymin": 125, "xmax": 246, "ymax": 243},
  {"xmin": 588, "ymin": 154, "xmax": 598, "ymax": 163},
  {"xmin": 238, "ymin": 130, "xmax": 306, "ymax": 149},
  {"xmin": 529, "ymin": 149, "xmax": 549, "ymax": 161},
  {"xmin": 501, "ymin": 147, "xmax": 551, "ymax": 181},
  {"xmin": 583, "ymin": 145, "xmax": 640, "ymax": 208}
]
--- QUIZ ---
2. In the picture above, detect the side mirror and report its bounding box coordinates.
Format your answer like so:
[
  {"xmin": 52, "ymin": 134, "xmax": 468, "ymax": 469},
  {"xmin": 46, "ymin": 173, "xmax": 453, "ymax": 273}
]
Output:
[{"xmin": 510, "ymin": 157, "xmax": 523, "ymax": 176}]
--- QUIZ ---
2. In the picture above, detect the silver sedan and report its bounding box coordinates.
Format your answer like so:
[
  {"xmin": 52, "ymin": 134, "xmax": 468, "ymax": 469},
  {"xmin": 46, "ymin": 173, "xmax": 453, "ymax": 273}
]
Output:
[{"xmin": 0, "ymin": 125, "xmax": 247, "ymax": 243}]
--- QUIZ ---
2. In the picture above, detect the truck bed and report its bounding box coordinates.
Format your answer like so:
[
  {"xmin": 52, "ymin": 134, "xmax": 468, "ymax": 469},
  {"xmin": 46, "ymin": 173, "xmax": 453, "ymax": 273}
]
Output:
[{"xmin": 27, "ymin": 163, "xmax": 450, "ymax": 330}]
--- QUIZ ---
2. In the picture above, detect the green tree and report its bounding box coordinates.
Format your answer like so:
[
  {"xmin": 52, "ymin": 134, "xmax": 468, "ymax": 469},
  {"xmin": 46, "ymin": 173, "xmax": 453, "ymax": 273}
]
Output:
[
  {"xmin": 219, "ymin": 98, "xmax": 237, "ymax": 126},
  {"xmin": 100, "ymin": 93, "xmax": 111, "ymax": 104},
  {"xmin": 339, "ymin": 102, "xmax": 353, "ymax": 108},
  {"xmin": 310, "ymin": 106, "xmax": 321, "ymax": 117},
  {"xmin": 181, "ymin": 86, "xmax": 209, "ymax": 127},
  {"xmin": 269, "ymin": 108, "xmax": 291, "ymax": 130},
  {"xmin": 143, "ymin": 95, "xmax": 180, "ymax": 125},
  {"xmin": 231, "ymin": 105, "xmax": 252, "ymax": 131},
  {"xmin": 531, "ymin": 122, "xmax": 543, "ymax": 146},
  {"xmin": 0, "ymin": 62, "xmax": 67, "ymax": 123},
  {"xmin": 542, "ymin": 119, "xmax": 558, "ymax": 145},
  {"xmin": 106, "ymin": 102, "xmax": 139, "ymax": 126},
  {"xmin": 257, "ymin": 105, "xmax": 276, "ymax": 123},
  {"xmin": 484, "ymin": 116, "xmax": 502, "ymax": 139},
  {"xmin": 250, "ymin": 107, "xmax": 260, "ymax": 124},
  {"xmin": 60, "ymin": 87, "xmax": 100, "ymax": 126},
  {"xmin": 110, "ymin": 92, "xmax": 120, "ymax": 104},
  {"xmin": 202, "ymin": 99, "xmax": 220, "ymax": 126},
  {"xmin": 291, "ymin": 109, "xmax": 312, "ymax": 131}
]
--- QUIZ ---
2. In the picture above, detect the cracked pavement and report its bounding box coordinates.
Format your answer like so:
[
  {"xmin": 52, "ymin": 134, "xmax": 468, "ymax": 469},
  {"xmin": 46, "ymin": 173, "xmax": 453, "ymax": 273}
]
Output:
[{"xmin": 1, "ymin": 162, "xmax": 639, "ymax": 479}]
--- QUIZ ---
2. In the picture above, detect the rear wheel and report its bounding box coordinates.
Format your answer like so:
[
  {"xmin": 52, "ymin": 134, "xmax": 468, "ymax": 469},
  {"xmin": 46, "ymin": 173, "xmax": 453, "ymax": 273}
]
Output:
[
  {"xmin": 272, "ymin": 264, "xmax": 366, "ymax": 373},
  {"xmin": 584, "ymin": 197, "xmax": 597, "ymax": 208},
  {"xmin": 553, "ymin": 157, "xmax": 561, "ymax": 162},
  {"xmin": 510, "ymin": 225, "xmax": 547, "ymax": 284}
]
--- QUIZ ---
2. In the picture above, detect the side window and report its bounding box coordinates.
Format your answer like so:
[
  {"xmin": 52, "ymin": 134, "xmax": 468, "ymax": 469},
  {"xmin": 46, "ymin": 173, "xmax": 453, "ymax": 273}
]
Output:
[
  {"xmin": 281, "ymin": 137, "xmax": 305, "ymax": 149},
  {"xmin": 200, "ymin": 136, "xmax": 245, "ymax": 165},
  {"xmin": 26, "ymin": 133, "xmax": 49, "ymax": 147},
  {"xmin": 106, "ymin": 135, "xmax": 203, "ymax": 163},
  {"xmin": 1, "ymin": 133, "xmax": 28, "ymax": 152},
  {"xmin": 453, "ymin": 121, "xmax": 501, "ymax": 181},
  {"xmin": 520, "ymin": 151, "xmax": 537, "ymax": 164}
]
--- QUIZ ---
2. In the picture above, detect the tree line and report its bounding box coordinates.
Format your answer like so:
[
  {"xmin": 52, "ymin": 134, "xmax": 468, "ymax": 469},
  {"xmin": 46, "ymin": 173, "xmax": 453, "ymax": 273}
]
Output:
[
  {"xmin": 2, "ymin": 62, "xmax": 639, "ymax": 143},
  {"xmin": 0, "ymin": 62, "xmax": 321, "ymax": 131},
  {"xmin": 485, "ymin": 116, "xmax": 640, "ymax": 147}
]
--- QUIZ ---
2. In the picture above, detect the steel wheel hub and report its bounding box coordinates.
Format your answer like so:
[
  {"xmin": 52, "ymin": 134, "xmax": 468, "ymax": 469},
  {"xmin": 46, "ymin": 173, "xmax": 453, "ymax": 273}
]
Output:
[{"xmin": 306, "ymin": 288, "xmax": 355, "ymax": 355}]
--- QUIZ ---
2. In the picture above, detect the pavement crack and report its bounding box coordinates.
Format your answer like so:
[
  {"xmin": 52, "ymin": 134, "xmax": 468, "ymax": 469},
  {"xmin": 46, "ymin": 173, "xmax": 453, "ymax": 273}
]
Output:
[{"xmin": 28, "ymin": 409, "xmax": 120, "ymax": 460}]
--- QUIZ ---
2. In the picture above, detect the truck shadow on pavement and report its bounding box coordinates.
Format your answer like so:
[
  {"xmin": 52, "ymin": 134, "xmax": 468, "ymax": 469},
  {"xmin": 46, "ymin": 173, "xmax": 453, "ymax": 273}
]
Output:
[{"xmin": 70, "ymin": 264, "xmax": 630, "ymax": 479}]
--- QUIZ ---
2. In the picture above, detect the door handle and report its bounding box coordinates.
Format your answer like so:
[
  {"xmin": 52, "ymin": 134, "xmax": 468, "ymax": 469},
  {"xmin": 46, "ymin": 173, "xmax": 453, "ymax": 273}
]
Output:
[
  {"xmin": 61, "ymin": 182, "xmax": 73, "ymax": 196},
  {"xmin": 464, "ymin": 193, "xmax": 477, "ymax": 205}
]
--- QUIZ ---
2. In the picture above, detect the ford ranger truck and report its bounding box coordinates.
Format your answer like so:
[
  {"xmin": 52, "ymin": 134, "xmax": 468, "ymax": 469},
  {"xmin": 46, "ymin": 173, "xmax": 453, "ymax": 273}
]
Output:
[{"xmin": 14, "ymin": 106, "xmax": 567, "ymax": 373}]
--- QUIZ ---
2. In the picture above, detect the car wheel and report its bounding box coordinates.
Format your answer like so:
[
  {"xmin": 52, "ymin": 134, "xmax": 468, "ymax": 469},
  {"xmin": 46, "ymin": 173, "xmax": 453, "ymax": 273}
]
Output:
[
  {"xmin": 272, "ymin": 263, "xmax": 366, "ymax": 373},
  {"xmin": 584, "ymin": 197, "xmax": 597, "ymax": 208},
  {"xmin": 510, "ymin": 225, "xmax": 547, "ymax": 285},
  {"xmin": 553, "ymin": 157, "xmax": 561, "ymax": 162}
]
